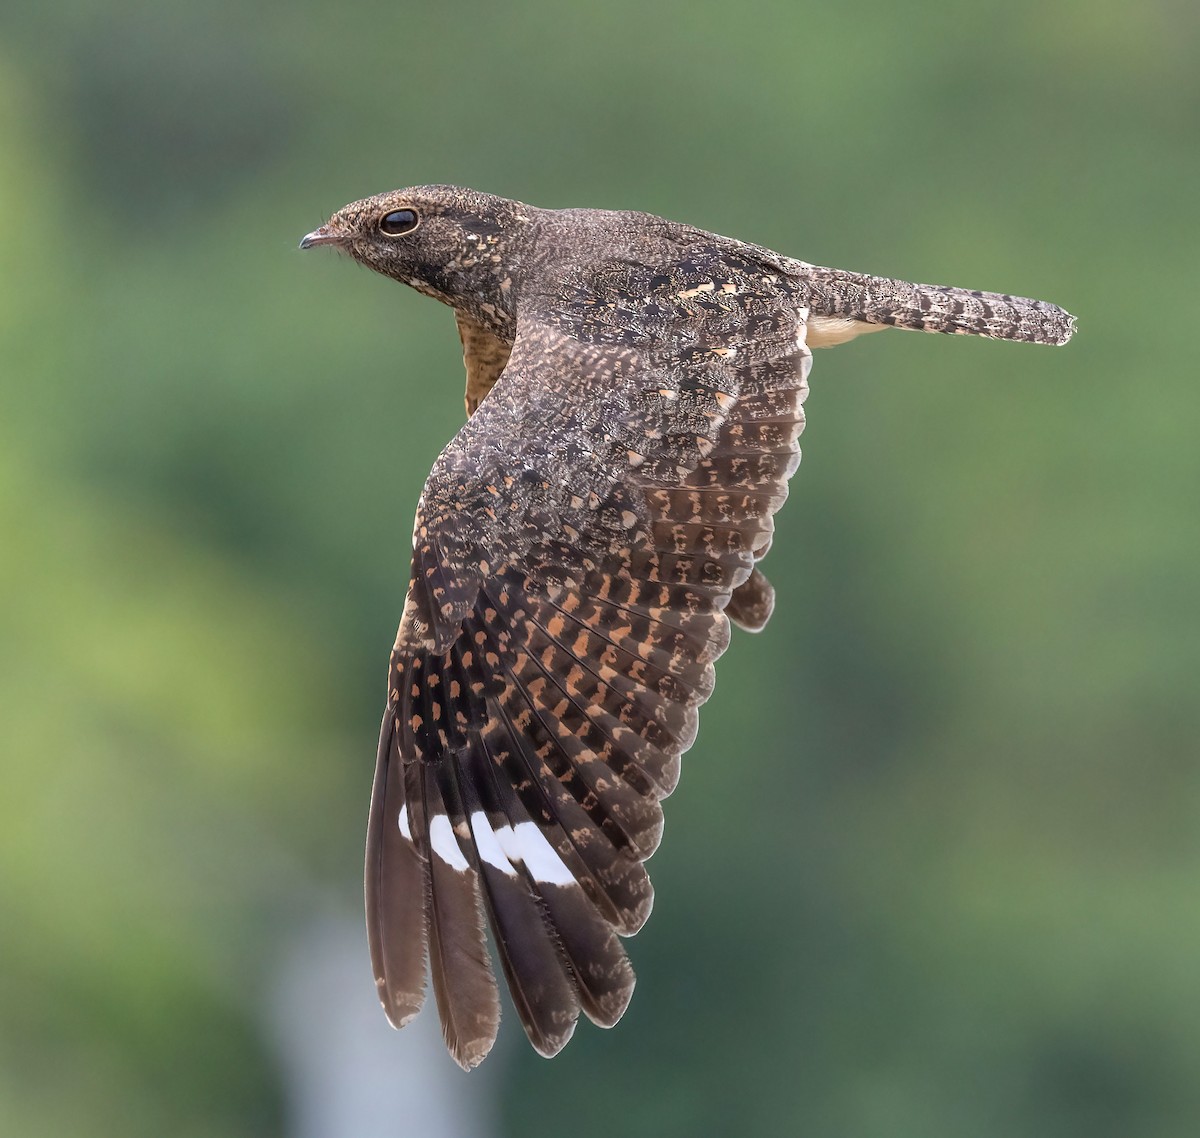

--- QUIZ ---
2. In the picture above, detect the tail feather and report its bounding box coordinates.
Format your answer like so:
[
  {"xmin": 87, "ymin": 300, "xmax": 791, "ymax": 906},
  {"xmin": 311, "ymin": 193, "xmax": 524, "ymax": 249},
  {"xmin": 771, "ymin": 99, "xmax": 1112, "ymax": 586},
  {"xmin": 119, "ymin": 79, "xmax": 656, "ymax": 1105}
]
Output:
[{"xmin": 802, "ymin": 265, "xmax": 1075, "ymax": 346}]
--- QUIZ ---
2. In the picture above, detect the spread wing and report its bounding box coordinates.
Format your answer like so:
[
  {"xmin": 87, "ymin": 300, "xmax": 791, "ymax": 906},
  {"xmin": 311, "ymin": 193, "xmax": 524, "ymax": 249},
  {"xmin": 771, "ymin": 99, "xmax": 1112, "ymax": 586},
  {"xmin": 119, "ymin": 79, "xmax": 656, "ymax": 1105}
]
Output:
[{"xmin": 367, "ymin": 259, "xmax": 812, "ymax": 1068}]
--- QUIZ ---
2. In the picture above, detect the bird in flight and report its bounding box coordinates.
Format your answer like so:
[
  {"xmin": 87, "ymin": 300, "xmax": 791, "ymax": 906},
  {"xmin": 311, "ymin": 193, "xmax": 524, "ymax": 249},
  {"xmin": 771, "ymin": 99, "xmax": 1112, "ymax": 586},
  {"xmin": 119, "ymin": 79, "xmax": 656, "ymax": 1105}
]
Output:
[{"xmin": 300, "ymin": 186, "xmax": 1074, "ymax": 1068}]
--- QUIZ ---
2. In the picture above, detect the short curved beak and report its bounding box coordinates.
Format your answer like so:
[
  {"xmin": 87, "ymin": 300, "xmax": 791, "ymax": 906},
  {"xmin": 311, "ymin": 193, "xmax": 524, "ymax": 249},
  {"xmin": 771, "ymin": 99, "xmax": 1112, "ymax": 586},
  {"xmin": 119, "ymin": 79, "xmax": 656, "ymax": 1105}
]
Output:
[{"xmin": 299, "ymin": 226, "xmax": 341, "ymax": 250}]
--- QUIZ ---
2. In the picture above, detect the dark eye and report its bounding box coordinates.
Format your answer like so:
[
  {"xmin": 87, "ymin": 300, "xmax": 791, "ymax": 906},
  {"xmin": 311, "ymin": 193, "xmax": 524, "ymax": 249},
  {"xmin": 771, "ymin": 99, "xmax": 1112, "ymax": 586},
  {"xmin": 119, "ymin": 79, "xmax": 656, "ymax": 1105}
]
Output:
[{"xmin": 379, "ymin": 209, "xmax": 419, "ymax": 236}]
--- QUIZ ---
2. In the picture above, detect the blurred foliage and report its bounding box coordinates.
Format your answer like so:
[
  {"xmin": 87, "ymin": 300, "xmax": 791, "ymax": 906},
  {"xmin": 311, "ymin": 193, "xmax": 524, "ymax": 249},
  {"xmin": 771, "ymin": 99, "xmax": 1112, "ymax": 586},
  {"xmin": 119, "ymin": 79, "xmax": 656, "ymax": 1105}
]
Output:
[{"xmin": 1, "ymin": 1, "xmax": 1198, "ymax": 1135}]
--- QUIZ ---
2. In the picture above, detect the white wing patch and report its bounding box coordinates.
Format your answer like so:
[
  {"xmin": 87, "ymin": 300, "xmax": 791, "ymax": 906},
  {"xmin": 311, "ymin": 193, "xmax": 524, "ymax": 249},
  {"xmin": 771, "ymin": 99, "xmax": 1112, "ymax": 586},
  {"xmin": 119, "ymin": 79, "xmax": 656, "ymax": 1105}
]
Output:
[
  {"xmin": 398, "ymin": 801, "xmax": 574, "ymax": 888},
  {"xmin": 429, "ymin": 814, "xmax": 470, "ymax": 871},
  {"xmin": 496, "ymin": 821, "xmax": 576, "ymax": 886},
  {"xmin": 470, "ymin": 811, "xmax": 519, "ymax": 877},
  {"xmin": 462, "ymin": 811, "xmax": 577, "ymax": 886}
]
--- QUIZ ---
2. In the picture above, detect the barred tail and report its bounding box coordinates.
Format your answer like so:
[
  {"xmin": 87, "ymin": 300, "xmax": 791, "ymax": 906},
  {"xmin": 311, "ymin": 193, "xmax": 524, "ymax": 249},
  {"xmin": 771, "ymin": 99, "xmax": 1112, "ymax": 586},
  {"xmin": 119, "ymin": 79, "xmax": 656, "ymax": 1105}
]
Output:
[{"xmin": 803, "ymin": 265, "xmax": 1075, "ymax": 346}]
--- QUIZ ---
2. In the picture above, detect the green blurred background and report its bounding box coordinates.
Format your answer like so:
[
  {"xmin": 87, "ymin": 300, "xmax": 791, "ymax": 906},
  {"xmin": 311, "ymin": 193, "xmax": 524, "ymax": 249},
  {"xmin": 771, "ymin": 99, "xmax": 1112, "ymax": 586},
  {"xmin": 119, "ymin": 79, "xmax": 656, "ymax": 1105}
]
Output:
[{"xmin": 3, "ymin": 1, "xmax": 1198, "ymax": 1135}]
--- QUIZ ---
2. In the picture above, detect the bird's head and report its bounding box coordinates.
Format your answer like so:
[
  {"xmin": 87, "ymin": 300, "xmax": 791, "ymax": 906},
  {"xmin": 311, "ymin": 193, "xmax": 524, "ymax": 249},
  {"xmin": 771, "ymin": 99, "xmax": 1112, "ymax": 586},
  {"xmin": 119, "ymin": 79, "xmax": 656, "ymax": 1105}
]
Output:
[{"xmin": 300, "ymin": 185, "xmax": 535, "ymax": 335}]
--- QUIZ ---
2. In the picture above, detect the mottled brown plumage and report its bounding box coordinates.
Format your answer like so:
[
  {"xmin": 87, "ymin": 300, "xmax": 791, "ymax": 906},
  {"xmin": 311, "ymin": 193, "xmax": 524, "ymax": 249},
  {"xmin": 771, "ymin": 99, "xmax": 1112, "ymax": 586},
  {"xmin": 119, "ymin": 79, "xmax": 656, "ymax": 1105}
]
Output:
[{"xmin": 300, "ymin": 185, "xmax": 1074, "ymax": 1068}]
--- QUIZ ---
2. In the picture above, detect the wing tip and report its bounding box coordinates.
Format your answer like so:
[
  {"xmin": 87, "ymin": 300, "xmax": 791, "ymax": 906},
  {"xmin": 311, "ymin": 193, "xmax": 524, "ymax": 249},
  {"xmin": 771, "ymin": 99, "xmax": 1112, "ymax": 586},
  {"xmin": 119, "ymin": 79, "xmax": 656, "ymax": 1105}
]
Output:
[
  {"xmin": 581, "ymin": 964, "xmax": 636, "ymax": 1030},
  {"xmin": 376, "ymin": 974, "xmax": 426, "ymax": 1029},
  {"xmin": 528, "ymin": 1018, "xmax": 579, "ymax": 1060},
  {"xmin": 448, "ymin": 1031, "xmax": 498, "ymax": 1071}
]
